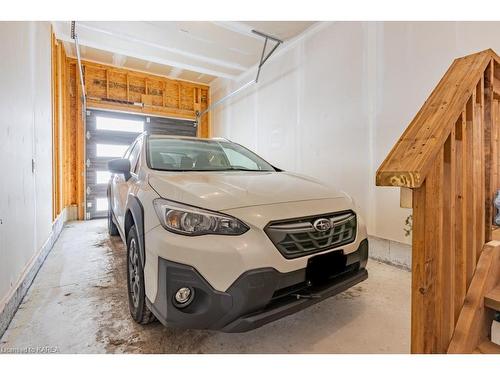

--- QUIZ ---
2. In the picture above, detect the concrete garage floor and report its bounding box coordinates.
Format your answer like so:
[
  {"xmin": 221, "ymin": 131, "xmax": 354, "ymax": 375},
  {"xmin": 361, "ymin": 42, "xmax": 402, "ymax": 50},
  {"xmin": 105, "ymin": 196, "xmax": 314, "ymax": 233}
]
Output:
[{"xmin": 0, "ymin": 220, "xmax": 410, "ymax": 354}]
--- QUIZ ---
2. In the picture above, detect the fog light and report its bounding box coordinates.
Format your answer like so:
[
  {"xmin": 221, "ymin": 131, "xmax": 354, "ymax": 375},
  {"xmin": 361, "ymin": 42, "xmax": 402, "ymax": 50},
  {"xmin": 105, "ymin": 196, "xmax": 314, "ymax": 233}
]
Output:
[{"xmin": 174, "ymin": 287, "xmax": 193, "ymax": 307}]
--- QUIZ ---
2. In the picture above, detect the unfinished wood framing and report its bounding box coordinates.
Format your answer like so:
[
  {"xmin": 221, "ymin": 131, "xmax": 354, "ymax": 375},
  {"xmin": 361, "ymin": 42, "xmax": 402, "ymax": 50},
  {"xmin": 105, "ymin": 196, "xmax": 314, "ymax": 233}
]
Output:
[
  {"xmin": 377, "ymin": 49, "xmax": 500, "ymax": 353},
  {"xmin": 51, "ymin": 36, "xmax": 211, "ymax": 219},
  {"xmin": 51, "ymin": 32, "xmax": 71, "ymax": 220},
  {"xmin": 70, "ymin": 59, "xmax": 210, "ymax": 137}
]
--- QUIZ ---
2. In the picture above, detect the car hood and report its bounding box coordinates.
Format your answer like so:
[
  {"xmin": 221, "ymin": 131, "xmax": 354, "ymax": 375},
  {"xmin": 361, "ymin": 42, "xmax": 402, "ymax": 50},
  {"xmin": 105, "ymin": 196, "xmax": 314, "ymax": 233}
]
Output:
[{"xmin": 148, "ymin": 170, "xmax": 347, "ymax": 211}]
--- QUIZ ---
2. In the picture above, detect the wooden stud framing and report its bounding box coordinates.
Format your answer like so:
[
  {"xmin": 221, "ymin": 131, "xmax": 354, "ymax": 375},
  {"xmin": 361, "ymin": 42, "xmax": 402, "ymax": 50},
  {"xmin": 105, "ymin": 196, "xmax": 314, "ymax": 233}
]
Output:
[
  {"xmin": 51, "ymin": 31, "xmax": 61, "ymax": 220},
  {"xmin": 162, "ymin": 81, "xmax": 166, "ymax": 107},
  {"xmin": 177, "ymin": 85, "xmax": 181, "ymax": 110},
  {"xmin": 74, "ymin": 59, "xmax": 209, "ymax": 124},
  {"xmin": 52, "ymin": 44, "xmax": 210, "ymax": 218},
  {"xmin": 126, "ymin": 73, "xmax": 130, "ymax": 102},
  {"xmin": 105, "ymin": 70, "xmax": 109, "ymax": 99}
]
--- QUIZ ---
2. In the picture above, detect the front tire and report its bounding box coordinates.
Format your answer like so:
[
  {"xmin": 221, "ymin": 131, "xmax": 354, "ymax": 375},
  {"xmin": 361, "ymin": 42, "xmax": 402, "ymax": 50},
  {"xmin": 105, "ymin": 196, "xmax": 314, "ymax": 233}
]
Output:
[{"xmin": 126, "ymin": 225, "xmax": 155, "ymax": 324}]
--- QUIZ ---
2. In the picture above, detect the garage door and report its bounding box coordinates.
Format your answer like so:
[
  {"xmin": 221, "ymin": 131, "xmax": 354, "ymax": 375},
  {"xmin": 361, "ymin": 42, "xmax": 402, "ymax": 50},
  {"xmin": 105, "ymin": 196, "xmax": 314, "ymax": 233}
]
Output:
[{"xmin": 85, "ymin": 109, "xmax": 197, "ymax": 219}]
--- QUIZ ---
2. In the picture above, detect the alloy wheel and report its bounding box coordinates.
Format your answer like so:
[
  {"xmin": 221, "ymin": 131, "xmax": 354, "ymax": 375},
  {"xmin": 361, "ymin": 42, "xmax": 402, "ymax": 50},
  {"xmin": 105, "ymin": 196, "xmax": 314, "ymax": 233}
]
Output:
[{"xmin": 128, "ymin": 238, "xmax": 140, "ymax": 308}]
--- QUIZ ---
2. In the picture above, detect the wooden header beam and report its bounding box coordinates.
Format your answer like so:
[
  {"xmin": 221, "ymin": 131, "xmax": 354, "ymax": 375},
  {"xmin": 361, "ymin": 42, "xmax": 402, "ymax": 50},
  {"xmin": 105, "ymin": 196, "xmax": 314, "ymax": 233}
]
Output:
[{"xmin": 66, "ymin": 58, "xmax": 210, "ymax": 133}]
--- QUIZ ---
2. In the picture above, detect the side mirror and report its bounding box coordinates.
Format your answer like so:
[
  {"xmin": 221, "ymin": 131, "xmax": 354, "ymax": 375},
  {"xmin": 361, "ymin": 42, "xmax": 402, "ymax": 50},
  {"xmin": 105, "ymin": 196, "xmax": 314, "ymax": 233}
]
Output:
[{"xmin": 108, "ymin": 158, "xmax": 131, "ymax": 181}]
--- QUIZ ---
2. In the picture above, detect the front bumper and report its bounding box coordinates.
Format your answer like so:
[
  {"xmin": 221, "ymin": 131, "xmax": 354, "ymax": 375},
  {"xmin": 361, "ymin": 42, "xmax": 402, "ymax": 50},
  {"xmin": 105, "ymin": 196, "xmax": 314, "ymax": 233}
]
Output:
[{"xmin": 147, "ymin": 239, "xmax": 368, "ymax": 332}]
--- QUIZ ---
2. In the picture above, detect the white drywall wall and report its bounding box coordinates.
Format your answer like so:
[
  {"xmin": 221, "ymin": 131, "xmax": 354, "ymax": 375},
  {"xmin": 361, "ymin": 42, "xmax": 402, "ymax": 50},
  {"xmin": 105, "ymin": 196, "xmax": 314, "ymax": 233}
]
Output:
[
  {"xmin": 0, "ymin": 22, "xmax": 53, "ymax": 308},
  {"xmin": 212, "ymin": 22, "xmax": 373, "ymax": 230},
  {"xmin": 212, "ymin": 21, "xmax": 500, "ymax": 246}
]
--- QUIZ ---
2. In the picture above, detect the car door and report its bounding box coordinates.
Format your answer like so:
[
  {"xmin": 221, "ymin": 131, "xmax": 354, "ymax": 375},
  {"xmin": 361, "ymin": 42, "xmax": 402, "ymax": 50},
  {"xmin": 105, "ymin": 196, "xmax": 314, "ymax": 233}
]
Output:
[{"xmin": 112, "ymin": 138, "xmax": 142, "ymax": 229}]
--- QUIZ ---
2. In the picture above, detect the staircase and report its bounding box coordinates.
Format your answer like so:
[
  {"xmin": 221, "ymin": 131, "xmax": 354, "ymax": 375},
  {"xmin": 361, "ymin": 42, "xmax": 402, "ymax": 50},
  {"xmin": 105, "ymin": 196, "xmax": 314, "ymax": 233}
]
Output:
[
  {"xmin": 447, "ymin": 238, "xmax": 500, "ymax": 354},
  {"xmin": 485, "ymin": 285, "xmax": 500, "ymax": 312},
  {"xmin": 474, "ymin": 288, "xmax": 500, "ymax": 354},
  {"xmin": 479, "ymin": 239, "xmax": 500, "ymax": 353},
  {"xmin": 376, "ymin": 49, "xmax": 500, "ymax": 354}
]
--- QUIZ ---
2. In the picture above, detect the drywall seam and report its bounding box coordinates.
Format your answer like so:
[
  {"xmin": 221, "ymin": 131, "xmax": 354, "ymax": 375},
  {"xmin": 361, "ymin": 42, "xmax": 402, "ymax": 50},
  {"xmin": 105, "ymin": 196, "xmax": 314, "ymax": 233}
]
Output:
[
  {"xmin": 30, "ymin": 21, "xmax": 38, "ymax": 264},
  {"xmin": 366, "ymin": 22, "xmax": 378, "ymax": 235},
  {"xmin": 296, "ymin": 41, "xmax": 304, "ymax": 172}
]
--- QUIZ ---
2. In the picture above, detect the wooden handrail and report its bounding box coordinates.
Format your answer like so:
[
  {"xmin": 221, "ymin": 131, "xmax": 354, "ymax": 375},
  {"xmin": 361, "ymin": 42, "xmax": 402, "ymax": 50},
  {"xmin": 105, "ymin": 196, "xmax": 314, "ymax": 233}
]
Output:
[
  {"xmin": 377, "ymin": 49, "xmax": 497, "ymax": 188},
  {"xmin": 376, "ymin": 49, "xmax": 500, "ymax": 353}
]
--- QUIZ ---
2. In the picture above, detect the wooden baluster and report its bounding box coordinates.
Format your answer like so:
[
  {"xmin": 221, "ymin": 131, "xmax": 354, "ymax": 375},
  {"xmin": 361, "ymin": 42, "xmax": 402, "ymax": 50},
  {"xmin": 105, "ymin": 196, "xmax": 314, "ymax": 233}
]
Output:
[
  {"xmin": 442, "ymin": 131, "xmax": 456, "ymax": 350},
  {"xmin": 454, "ymin": 113, "xmax": 468, "ymax": 324},
  {"xmin": 465, "ymin": 96, "xmax": 477, "ymax": 287},
  {"xmin": 495, "ymin": 100, "xmax": 500, "ymax": 201},
  {"xmin": 495, "ymin": 99, "xmax": 500, "ymax": 204},
  {"xmin": 475, "ymin": 80, "xmax": 486, "ymax": 261},
  {"xmin": 484, "ymin": 62, "xmax": 494, "ymax": 242},
  {"xmin": 492, "ymin": 99, "xmax": 499, "ymax": 207}
]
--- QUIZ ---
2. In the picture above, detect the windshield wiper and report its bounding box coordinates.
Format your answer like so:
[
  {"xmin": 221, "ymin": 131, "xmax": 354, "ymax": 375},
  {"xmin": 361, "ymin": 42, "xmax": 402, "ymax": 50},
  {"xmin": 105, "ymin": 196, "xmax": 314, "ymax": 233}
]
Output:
[
  {"xmin": 228, "ymin": 168, "xmax": 270, "ymax": 172},
  {"xmin": 153, "ymin": 168, "xmax": 272, "ymax": 172}
]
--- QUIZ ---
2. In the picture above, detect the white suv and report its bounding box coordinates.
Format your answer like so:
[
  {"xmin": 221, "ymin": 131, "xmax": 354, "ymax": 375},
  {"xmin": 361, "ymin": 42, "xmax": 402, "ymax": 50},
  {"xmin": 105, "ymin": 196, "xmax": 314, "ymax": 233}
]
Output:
[{"xmin": 107, "ymin": 133, "xmax": 368, "ymax": 332}]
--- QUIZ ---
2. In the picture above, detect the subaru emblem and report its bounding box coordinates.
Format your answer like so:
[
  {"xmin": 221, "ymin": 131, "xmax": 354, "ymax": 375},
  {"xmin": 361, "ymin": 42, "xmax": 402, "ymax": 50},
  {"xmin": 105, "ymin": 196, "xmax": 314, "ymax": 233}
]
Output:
[{"xmin": 313, "ymin": 218, "xmax": 331, "ymax": 232}]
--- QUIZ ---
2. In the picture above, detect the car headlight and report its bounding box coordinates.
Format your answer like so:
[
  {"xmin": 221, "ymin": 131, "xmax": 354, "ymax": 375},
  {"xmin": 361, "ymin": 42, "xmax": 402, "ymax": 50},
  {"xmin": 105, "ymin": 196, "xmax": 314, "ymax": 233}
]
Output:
[{"xmin": 153, "ymin": 198, "xmax": 249, "ymax": 236}]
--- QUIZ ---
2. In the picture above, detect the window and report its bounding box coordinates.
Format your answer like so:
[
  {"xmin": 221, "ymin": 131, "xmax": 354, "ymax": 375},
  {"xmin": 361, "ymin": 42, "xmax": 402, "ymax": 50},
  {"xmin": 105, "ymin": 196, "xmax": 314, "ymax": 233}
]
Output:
[
  {"xmin": 96, "ymin": 171, "xmax": 111, "ymax": 184},
  {"xmin": 96, "ymin": 117, "xmax": 144, "ymax": 133},
  {"xmin": 96, "ymin": 198, "xmax": 108, "ymax": 211},
  {"xmin": 128, "ymin": 140, "xmax": 142, "ymax": 173},
  {"xmin": 222, "ymin": 147, "xmax": 259, "ymax": 170},
  {"xmin": 147, "ymin": 137, "xmax": 275, "ymax": 172},
  {"xmin": 96, "ymin": 144, "xmax": 129, "ymax": 158}
]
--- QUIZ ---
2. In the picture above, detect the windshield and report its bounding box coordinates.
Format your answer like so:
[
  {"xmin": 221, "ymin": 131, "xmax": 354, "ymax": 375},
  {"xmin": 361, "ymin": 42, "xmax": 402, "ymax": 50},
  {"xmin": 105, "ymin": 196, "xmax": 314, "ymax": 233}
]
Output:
[{"xmin": 147, "ymin": 137, "xmax": 276, "ymax": 172}]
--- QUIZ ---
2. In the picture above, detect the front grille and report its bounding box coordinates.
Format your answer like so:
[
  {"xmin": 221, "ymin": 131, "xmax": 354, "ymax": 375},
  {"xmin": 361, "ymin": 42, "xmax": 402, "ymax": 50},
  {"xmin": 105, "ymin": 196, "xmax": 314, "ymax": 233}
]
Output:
[{"xmin": 264, "ymin": 211, "xmax": 357, "ymax": 259}]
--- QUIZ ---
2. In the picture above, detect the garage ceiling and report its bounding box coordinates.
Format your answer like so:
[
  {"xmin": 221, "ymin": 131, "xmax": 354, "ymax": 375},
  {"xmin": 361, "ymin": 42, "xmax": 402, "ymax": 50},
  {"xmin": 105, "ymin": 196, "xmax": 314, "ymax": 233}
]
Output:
[{"xmin": 52, "ymin": 21, "xmax": 316, "ymax": 84}]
